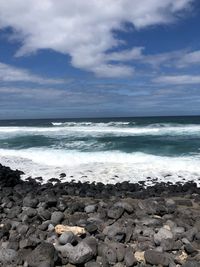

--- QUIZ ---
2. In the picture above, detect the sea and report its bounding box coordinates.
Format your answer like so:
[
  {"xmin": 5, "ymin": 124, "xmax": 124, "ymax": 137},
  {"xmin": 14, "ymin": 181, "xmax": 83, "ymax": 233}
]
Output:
[{"xmin": 0, "ymin": 116, "xmax": 200, "ymax": 185}]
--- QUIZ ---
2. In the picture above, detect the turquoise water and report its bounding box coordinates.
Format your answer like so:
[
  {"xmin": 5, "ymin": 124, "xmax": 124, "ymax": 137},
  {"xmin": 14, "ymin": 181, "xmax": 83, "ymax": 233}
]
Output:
[
  {"xmin": 0, "ymin": 116, "xmax": 200, "ymax": 183},
  {"xmin": 0, "ymin": 116, "xmax": 200, "ymax": 156}
]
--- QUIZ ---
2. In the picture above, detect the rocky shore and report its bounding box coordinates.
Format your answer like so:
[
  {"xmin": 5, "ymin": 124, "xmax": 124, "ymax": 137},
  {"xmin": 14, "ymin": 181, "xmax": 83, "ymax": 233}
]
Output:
[{"xmin": 1, "ymin": 164, "xmax": 200, "ymax": 267}]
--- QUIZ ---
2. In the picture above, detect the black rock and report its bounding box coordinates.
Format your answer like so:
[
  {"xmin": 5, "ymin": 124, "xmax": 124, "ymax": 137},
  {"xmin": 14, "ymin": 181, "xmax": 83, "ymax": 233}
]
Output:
[
  {"xmin": 26, "ymin": 242, "xmax": 56, "ymax": 267},
  {"xmin": 56, "ymin": 241, "xmax": 94, "ymax": 264},
  {"xmin": 0, "ymin": 248, "xmax": 18, "ymax": 265},
  {"xmin": 86, "ymin": 223, "xmax": 98, "ymax": 234},
  {"xmin": 23, "ymin": 195, "xmax": 39, "ymax": 208},
  {"xmin": 107, "ymin": 206, "xmax": 124, "ymax": 220},
  {"xmin": 124, "ymin": 247, "xmax": 137, "ymax": 267},
  {"xmin": 104, "ymin": 225, "xmax": 126, "ymax": 242},
  {"xmin": 109, "ymin": 242, "xmax": 126, "ymax": 262},
  {"xmin": 58, "ymin": 231, "xmax": 75, "ymax": 245},
  {"xmin": 38, "ymin": 208, "xmax": 51, "ymax": 221},
  {"xmin": 182, "ymin": 261, "xmax": 200, "ymax": 267},
  {"xmin": 85, "ymin": 261, "xmax": 102, "ymax": 267},
  {"xmin": 60, "ymin": 173, "xmax": 66, "ymax": 178},
  {"xmin": 175, "ymin": 199, "xmax": 193, "ymax": 207},
  {"xmin": 114, "ymin": 201, "xmax": 134, "ymax": 214},
  {"xmin": 144, "ymin": 250, "xmax": 171, "ymax": 266},
  {"xmin": 26, "ymin": 207, "xmax": 37, "ymax": 217},
  {"xmin": 184, "ymin": 243, "xmax": 198, "ymax": 255},
  {"xmin": 104, "ymin": 247, "xmax": 117, "ymax": 265},
  {"xmin": 50, "ymin": 211, "xmax": 64, "ymax": 225}
]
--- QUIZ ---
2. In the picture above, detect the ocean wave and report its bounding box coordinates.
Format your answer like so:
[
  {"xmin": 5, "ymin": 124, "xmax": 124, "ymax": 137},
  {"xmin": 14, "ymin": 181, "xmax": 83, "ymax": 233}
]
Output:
[
  {"xmin": 0, "ymin": 147, "xmax": 199, "ymax": 168},
  {"xmin": 1, "ymin": 124, "xmax": 200, "ymax": 138},
  {"xmin": 51, "ymin": 121, "xmax": 131, "ymax": 127},
  {"xmin": 0, "ymin": 148, "xmax": 199, "ymax": 183}
]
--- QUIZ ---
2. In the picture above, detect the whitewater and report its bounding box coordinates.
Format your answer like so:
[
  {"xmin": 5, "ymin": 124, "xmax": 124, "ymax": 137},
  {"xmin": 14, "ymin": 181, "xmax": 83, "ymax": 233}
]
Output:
[{"xmin": 0, "ymin": 117, "xmax": 200, "ymax": 185}]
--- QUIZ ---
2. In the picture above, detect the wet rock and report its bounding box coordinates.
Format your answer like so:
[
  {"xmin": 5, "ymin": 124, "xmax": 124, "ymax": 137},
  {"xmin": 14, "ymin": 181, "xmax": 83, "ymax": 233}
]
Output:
[{"xmin": 60, "ymin": 173, "xmax": 66, "ymax": 178}]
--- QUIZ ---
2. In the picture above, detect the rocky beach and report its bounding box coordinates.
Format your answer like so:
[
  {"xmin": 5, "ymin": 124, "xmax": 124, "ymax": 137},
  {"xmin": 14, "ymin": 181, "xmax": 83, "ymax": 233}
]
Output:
[{"xmin": 1, "ymin": 164, "xmax": 200, "ymax": 267}]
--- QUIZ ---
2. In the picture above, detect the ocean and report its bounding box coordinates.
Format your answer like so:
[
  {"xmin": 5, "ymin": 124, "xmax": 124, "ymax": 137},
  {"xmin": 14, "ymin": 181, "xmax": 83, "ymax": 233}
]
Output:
[{"xmin": 0, "ymin": 116, "xmax": 200, "ymax": 185}]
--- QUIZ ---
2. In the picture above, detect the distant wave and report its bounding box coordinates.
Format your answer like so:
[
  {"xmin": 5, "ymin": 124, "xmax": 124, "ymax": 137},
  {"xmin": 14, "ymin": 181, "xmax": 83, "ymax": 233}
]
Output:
[
  {"xmin": 51, "ymin": 121, "xmax": 131, "ymax": 127},
  {"xmin": 1, "ymin": 124, "xmax": 200, "ymax": 138}
]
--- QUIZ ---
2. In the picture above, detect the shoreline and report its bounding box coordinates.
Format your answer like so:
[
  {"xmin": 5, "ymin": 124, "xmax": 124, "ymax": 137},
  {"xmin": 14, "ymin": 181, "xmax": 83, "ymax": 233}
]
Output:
[{"xmin": 1, "ymin": 164, "xmax": 200, "ymax": 266}]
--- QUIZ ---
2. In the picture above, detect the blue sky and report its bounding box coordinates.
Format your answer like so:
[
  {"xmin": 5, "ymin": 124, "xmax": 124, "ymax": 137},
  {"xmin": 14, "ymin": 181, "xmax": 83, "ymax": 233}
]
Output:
[{"xmin": 0, "ymin": 0, "xmax": 200, "ymax": 119}]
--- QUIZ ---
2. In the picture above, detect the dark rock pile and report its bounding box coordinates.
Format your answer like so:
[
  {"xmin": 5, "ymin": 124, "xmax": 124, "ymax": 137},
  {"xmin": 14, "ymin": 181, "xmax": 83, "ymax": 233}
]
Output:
[{"xmin": 1, "ymin": 164, "xmax": 200, "ymax": 266}]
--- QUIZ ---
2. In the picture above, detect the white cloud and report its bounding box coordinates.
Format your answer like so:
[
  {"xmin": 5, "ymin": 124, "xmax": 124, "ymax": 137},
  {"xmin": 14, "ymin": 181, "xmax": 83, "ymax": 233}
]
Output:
[
  {"xmin": 0, "ymin": 86, "xmax": 65, "ymax": 99},
  {"xmin": 143, "ymin": 49, "xmax": 200, "ymax": 68},
  {"xmin": 140, "ymin": 50, "xmax": 186, "ymax": 68},
  {"xmin": 0, "ymin": 62, "xmax": 63, "ymax": 84},
  {"xmin": 106, "ymin": 47, "xmax": 144, "ymax": 62},
  {"xmin": 0, "ymin": 0, "xmax": 193, "ymax": 77},
  {"xmin": 177, "ymin": 50, "xmax": 200, "ymax": 67},
  {"xmin": 153, "ymin": 74, "xmax": 200, "ymax": 85}
]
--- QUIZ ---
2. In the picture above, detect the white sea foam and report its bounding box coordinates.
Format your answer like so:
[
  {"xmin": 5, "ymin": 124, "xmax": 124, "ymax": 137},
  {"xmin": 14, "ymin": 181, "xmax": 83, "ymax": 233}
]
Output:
[
  {"xmin": 0, "ymin": 122, "xmax": 200, "ymax": 184},
  {"xmin": 51, "ymin": 121, "xmax": 131, "ymax": 127},
  {"xmin": 0, "ymin": 148, "xmax": 199, "ymax": 184},
  {"xmin": 0, "ymin": 124, "xmax": 200, "ymax": 139}
]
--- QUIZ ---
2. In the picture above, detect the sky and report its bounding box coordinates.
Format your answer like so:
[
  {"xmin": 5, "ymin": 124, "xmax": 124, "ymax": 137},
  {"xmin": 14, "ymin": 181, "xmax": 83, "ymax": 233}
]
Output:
[{"xmin": 0, "ymin": 0, "xmax": 200, "ymax": 119}]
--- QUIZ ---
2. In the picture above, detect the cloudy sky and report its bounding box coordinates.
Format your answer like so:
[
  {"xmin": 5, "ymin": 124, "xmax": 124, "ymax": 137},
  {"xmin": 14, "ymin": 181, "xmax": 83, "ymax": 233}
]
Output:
[{"xmin": 0, "ymin": 0, "xmax": 200, "ymax": 119}]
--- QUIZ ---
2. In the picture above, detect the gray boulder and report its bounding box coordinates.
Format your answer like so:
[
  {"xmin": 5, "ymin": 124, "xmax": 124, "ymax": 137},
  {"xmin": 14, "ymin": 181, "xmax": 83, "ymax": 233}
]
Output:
[
  {"xmin": 26, "ymin": 242, "xmax": 56, "ymax": 267},
  {"xmin": 0, "ymin": 248, "xmax": 18, "ymax": 265},
  {"xmin": 144, "ymin": 250, "xmax": 171, "ymax": 266},
  {"xmin": 182, "ymin": 261, "xmax": 200, "ymax": 267},
  {"xmin": 103, "ymin": 224, "xmax": 125, "ymax": 242},
  {"xmin": 50, "ymin": 211, "xmax": 64, "ymax": 225},
  {"xmin": 107, "ymin": 206, "xmax": 124, "ymax": 219},
  {"xmin": 114, "ymin": 201, "xmax": 134, "ymax": 213},
  {"xmin": 58, "ymin": 231, "xmax": 75, "ymax": 245},
  {"xmin": 124, "ymin": 247, "xmax": 137, "ymax": 267},
  {"xmin": 85, "ymin": 204, "xmax": 97, "ymax": 213},
  {"xmin": 56, "ymin": 241, "xmax": 94, "ymax": 264},
  {"xmin": 154, "ymin": 227, "xmax": 173, "ymax": 245},
  {"xmin": 23, "ymin": 195, "xmax": 38, "ymax": 208}
]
